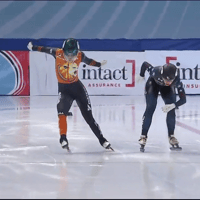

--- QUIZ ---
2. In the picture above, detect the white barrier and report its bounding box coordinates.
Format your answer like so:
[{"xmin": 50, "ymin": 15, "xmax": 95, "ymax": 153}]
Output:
[
  {"xmin": 30, "ymin": 52, "xmax": 58, "ymax": 95},
  {"xmin": 30, "ymin": 50, "xmax": 200, "ymax": 95},
  {"xmin": 30, "ymin": 51, "xmax": 145, "ymax": 96}
]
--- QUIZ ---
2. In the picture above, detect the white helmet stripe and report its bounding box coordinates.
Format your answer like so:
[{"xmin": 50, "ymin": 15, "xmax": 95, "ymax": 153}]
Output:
[
  {"xmin": 175, "ymin": 68, "xmax": 178, "ymax": 76},
  {"xmin": 77, "ymin": 40, "xmax": 80, "ymax": 50},
  {"xmin": 161, "ymin": 66, "xmax": 163, "ymax": 74},
  {"xmin": 62, "ymin": 40, "xmax": 66, "ymax": 49}
]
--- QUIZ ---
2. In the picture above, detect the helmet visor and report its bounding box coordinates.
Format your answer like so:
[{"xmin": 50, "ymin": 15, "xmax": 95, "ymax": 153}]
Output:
[{"xmin": 64, "ymin": 50, "xmax": 78, "ymax": 62}]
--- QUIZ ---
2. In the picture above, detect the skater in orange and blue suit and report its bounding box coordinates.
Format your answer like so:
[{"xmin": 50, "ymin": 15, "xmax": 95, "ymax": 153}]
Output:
[{"xmin": 27, "ymin": 38, "xmax": 113, "ymax": 151}]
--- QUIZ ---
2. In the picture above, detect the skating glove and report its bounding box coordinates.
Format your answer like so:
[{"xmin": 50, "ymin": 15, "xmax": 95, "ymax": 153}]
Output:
[
  {"xmin": 135, "ymin": 74, "xmax": 145, "ymax": 83},
  {"xmin": 100, "ymin": 60, "xmax": 107, "ymax": 66},
  {"xmin": 162, "ymin": 103, "xmax": 176, "ymax": 113},
  {"xmin": 27, "ymin": 41, "xmax": 33, "ymax": 51}
]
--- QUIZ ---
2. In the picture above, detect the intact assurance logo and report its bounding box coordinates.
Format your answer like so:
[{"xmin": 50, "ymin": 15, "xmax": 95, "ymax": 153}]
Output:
[
  {"xmin": 80, "ymin": 60, "xmax": 135, "ymax": 88},
  {"xmin": 166, "ymin": 56, "xmax": 200, "ymax": 92},
  {"xmin": 0, "ymin": 51, "xmax": 29, "ymax": 95}
]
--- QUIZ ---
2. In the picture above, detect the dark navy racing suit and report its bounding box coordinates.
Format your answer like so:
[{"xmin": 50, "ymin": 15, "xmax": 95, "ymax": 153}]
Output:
[{"xmin": 140, "ymin": 62, "xmax": 186, "ymax": 137}]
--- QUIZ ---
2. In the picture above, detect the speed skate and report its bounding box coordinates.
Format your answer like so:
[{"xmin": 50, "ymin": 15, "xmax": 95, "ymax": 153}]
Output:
[
  {"xmin": 170, "ymin": 144, "xmax": 182, "ymax": 151},
  {"xmin": 108, "ymin": 146, "xmax": 115, "ymax": 151},
  {"xmin": 169, "ymin": 135, "xmax": 182, "ymax": 151},
  {"xmin": 104, "ymin": 142, "xmax": 115, "ymax": 151},
  {"xmin": 140, "ymin": 144, "xmax": 145, "ymax": 152},
  {"xmin": 62, "ymin": 143, "xmax": 71, "ymax": 153}
]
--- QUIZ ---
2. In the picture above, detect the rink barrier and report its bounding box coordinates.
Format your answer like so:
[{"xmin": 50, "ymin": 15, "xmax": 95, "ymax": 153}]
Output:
[
  {"xmin": 1, "ymin": 38, "xmax": 200, "ymax": 51},
  {"xmin": 1, "ymin": 39, "xmax": 200, "ymax": 95}
]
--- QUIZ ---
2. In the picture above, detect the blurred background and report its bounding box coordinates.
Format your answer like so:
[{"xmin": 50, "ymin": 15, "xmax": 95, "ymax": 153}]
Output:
[
  {"xmin": 0, "ymin": 1, "xmax": 197, "ymax": 39},
  {"xmin": 1, "ymin": 1, "xmax": 200, "ymax": 199}
]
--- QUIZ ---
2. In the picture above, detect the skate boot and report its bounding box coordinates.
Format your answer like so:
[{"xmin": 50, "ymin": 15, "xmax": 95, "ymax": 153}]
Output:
[
  {"xmin": 169, "ymin": 135, "xmax": 182, "ymax": 151},
  {"xmin": 67, "ymin": 112, "xmax": 73, "ymax": 116},
  {"xmin": 99, "ymin": 137, "xmax": 114, "ymax": 151},
  {"xmin": 138, "ymin": 135, "xmax": 147, "ymax": 152},
  {"xmin": 60, "ymin": 134, "xmax": 70, "ymax": 152}
]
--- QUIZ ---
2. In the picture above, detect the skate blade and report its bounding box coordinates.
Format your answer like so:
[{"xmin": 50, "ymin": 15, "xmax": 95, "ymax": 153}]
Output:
[
  {"xmin": 170, "ymin": 147, "xmax": 182, "ymax": 151},
  {"xmin": 62, "ymin": 145, "xmax": 71, "ymax": 153},
  {"xmin": 109, "ymin": 146, "xmax": 114, "ymax": 152},
  {"xmin": 67, "ymin": 149, "xmax": 72, "ymax": 153},
  {"xmin": 104, "ymin": 143, "xmax": 114, "ymax": 151},
  {"xmin": 140, "ymin": 148, "xmax": 145, "ymax": 152},
  {"xmin": 140, "ymin": 145, "xmax": 145, "ymax": 152}
]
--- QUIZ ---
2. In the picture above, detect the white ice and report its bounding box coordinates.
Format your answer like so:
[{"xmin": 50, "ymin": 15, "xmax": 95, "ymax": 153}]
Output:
[{"xmin": 0, "ymin": 95, "xmax": 200, "ymax": 199}]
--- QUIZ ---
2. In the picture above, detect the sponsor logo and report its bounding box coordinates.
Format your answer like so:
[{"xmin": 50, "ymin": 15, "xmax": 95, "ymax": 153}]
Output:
[
  {"xmin": 88, "ymin": 83, "xmax": 121, "ymax": 87},
  {"xmin": 0, "ymin": 51, "xmax": 26, "ymax": 95},
  {"xmin": 183, "ymin": 84, "xmax": 200, "ymax": 89},
  {"xmin": 167, "ymin": 56, "xmax": 200, "ymax": 91},
  {"xmin": 81, "ymin": 60, "xmax": 135, "ymax": 88},
  {"xmin": 167, "ymin": 56, "xmax": 200, "ymax": 81}
]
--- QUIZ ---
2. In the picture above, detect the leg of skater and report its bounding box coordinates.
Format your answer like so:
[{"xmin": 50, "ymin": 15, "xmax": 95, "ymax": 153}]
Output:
[
  {"xmin": 160, "ymin": 86, "xmax": 182, "ymax": 150},
  {"xmin": 139, "ymin": 78, "xmax": 159, "ymax": 152},
  {"xmin": 75, "ymin": 81, "xmax": 113, "ymax": 150},
  {"xmin": 57, "ymin": 88, "xmax": 74, "ymax": 150}
]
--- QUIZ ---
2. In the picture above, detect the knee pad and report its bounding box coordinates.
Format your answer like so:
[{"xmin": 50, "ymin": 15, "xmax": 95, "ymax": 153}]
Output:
[{"xmin": 57, "ymin": 102, "xmax": 68, "ymax": 116}]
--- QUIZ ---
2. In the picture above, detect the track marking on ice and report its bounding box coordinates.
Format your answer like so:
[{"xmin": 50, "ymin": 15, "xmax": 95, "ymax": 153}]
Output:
[
  {"xmin": 176, "ymin": 121, "xmax": 200, "ymax": 135},
  {"xmin": 44, "ymin": 153, "xmax": 57, "ymax": 166},
  {"xmin": 90, "ymin": 164, "xmax": 103, "ymax": 167},
  {"xmin": 0, "ymin": 146, "xmax": 47, "ymax": 152}
]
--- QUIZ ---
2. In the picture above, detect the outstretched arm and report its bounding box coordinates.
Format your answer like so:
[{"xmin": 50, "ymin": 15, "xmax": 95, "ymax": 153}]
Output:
[
  {"xmin": 81, "ymin": 52, "xmax": 107, "ymax": 67},
  {"xmin": 27, "ymin": 41, "xmax": 58, "ymax": 58},
  {"xmin": 140, "ymin": 61, "xmax": 154, "ymax": 77}
]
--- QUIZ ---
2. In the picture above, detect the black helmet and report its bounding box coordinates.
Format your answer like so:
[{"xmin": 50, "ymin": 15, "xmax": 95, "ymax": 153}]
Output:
[
  {"xmin": 161, "ymin": 63, "xmax": 178, "ymax": 86},
  {"xmin": 62, "ymin": 38, "xmax": 80, "ymax": 60}
]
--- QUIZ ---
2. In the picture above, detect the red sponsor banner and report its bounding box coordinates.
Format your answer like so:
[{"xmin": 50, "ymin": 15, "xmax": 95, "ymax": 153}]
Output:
[{"xmin": 0, "ymin": 51, "xmax": 30, "ymax": 96}]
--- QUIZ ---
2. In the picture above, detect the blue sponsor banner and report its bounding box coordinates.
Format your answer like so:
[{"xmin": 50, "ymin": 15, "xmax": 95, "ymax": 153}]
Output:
[
  {"xmin": 0, "ymin": 51, "xmax": 16, "ymax": 95},
  {"xmin": 0, "ymin": 51, "xmax": 29, "ymax": 95},
  {"xmin": 1, "ymin": 38, "xmax": 200, "ymax": 51}
]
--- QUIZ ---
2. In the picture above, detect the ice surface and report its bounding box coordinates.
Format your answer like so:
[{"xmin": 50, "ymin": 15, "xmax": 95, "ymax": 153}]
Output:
[{"xmin": 0, "ymin": 95, "xmax": 200, "ymax": 199}]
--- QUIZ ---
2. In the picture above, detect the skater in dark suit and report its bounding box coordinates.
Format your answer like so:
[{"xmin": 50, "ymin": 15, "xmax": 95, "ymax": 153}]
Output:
[{"xmin": 136, "ymin": 62, "xmax": 186, "ymax": 152}]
